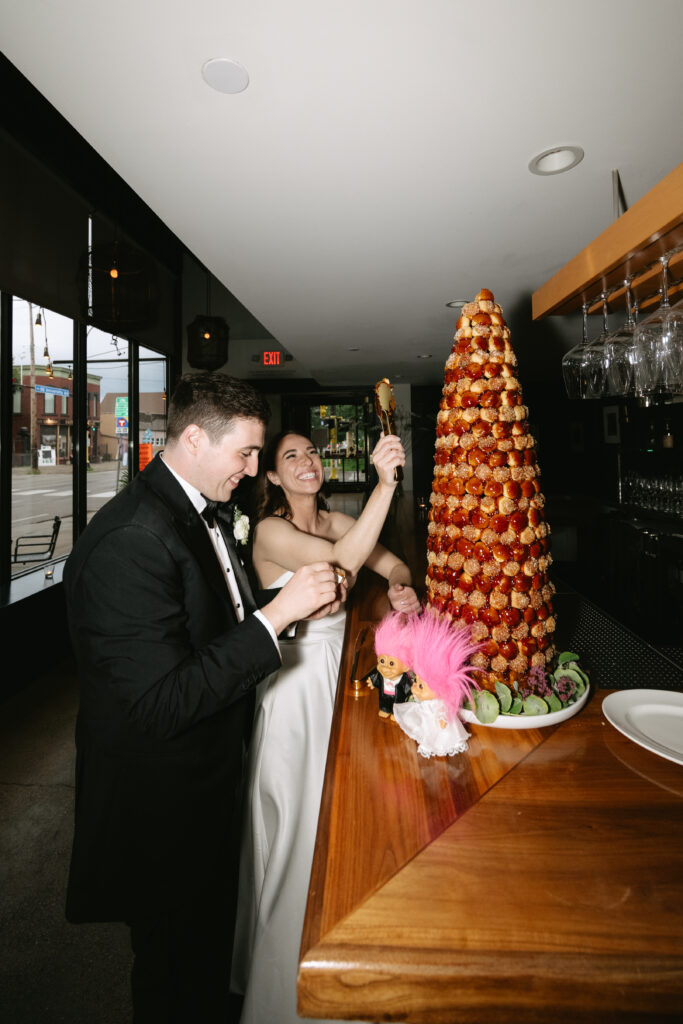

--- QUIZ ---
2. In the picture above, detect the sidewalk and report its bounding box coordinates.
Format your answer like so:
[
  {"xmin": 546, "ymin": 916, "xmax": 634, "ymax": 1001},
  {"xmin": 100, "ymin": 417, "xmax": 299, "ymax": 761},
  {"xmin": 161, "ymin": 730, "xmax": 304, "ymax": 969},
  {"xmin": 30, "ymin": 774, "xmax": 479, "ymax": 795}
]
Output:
[{"xmin": 0, "ymin": 659, "xmax": 132, "ymax": 1023}]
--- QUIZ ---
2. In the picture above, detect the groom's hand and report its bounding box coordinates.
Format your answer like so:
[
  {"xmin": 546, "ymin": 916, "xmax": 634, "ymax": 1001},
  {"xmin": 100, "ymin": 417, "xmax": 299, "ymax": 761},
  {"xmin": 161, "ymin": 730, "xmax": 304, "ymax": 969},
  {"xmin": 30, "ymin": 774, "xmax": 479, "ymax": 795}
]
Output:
[
  {"xmin": 260, "ymin": 562, "xmax": 338, "ymax": 635},
  {"xmin": 304, "ymin": 569, "xmax": 349, "ymax": 620}
]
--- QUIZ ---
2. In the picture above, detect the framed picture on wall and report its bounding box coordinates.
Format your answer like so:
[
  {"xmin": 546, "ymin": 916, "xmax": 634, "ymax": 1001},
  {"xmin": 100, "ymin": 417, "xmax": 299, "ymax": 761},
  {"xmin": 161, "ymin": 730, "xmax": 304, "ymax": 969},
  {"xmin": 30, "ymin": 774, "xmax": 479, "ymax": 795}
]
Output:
[{"xmin": 603, "ymin": 405, "xmax": 620, "ymax": 444}]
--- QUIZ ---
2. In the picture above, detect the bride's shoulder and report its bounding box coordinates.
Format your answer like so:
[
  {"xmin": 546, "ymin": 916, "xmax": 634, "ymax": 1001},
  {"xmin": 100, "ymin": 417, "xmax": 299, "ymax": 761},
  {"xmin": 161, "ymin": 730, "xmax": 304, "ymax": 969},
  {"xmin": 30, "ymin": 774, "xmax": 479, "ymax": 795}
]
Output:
[{"xmin": 253, "ymin": 514, "xmax": 294, "ymax": 538}]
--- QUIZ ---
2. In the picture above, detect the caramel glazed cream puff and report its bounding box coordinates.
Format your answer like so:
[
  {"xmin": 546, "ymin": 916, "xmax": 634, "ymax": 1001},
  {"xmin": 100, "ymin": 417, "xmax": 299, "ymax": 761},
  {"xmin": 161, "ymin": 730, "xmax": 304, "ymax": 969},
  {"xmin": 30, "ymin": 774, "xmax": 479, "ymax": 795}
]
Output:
[{"xmin": 426, "ymin": 288, "xmax": 556, "ymax": 694}]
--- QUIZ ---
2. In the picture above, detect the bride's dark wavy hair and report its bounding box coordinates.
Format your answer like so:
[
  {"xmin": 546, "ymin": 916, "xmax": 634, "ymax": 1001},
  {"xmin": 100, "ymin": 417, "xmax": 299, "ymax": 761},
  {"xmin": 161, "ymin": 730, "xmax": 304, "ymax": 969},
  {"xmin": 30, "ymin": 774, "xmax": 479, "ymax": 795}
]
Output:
[{"xmin": 254, "ymin": 430, "xmax": 330, "ymax": 524}]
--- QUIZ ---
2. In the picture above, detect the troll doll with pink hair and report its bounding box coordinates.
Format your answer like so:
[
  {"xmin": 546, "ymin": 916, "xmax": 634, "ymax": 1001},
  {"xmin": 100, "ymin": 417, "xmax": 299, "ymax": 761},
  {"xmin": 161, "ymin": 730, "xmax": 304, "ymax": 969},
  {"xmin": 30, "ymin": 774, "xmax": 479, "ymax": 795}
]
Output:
[
  {"xmin": 393, "ymin": 613, "xmax": 480, "ymax": 758},
  {"xmin": 366, "ymin": 611, "xmax": 414, "ymax": 719}
]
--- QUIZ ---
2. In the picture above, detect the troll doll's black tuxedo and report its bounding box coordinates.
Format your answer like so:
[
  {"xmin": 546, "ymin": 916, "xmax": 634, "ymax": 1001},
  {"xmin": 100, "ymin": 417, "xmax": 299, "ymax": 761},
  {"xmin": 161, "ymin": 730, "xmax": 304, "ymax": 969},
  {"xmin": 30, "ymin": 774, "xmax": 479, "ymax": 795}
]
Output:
[
  {"xmin": 366, "ymin": 667, "xmax": 412, "ymax": 715},
  {"xmin": 64, "ymin": 453, "xmax": 279, "ymax": 923}
]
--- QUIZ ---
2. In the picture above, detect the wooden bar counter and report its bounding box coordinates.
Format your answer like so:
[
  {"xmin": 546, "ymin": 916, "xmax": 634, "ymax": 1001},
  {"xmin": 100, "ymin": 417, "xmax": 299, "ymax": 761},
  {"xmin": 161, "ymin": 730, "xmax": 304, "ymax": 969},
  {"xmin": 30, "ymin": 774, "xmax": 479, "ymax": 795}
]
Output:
[{"xmin": 298, "ymin": 573, "xmax": 683, "ymax": 1023}]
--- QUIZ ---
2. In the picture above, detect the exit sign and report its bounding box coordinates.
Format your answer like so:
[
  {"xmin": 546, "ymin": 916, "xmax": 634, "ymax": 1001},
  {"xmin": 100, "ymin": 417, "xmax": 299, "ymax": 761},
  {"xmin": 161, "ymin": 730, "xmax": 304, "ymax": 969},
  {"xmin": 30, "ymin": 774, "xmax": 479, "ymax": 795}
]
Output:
[{"xmin": 262, "ymin": 350, "xmax": 281, "ymax": 366}]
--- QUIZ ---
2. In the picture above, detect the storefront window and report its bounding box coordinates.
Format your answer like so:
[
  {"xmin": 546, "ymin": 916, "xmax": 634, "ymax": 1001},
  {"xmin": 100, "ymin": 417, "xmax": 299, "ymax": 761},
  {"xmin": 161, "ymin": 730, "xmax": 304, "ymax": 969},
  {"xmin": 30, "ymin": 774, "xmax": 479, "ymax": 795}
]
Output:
[
  {"xmin": 138, "ymin": 347, "xmax": 168, "ymax": 471},
  {"xmin": 10, "ymin": 297, "xmax": 74, "ymax": 575},
  {"xmin": 6, "ymin": 293, "xmax": 171, "ymax": 581},
  {"xmin": 86, "ymin": 328, "xmax": 129, "ymax": 523}
]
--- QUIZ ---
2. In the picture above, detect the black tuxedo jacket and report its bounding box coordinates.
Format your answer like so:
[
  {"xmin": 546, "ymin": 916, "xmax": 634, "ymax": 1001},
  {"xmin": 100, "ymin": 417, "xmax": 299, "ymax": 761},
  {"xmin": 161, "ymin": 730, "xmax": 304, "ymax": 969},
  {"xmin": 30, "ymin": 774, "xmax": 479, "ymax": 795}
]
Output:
[{"xmin": 64, "ymin": 453, "xmax": 280, "ymax": 923}]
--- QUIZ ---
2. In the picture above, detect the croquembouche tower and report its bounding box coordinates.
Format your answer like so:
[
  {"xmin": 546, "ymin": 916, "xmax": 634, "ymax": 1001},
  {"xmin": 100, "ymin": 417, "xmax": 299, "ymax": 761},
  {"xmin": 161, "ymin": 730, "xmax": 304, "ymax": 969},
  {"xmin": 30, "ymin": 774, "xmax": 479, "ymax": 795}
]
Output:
[{"xmin": 426, "ymin": 288, "xmax": 557, "ymax": 693}]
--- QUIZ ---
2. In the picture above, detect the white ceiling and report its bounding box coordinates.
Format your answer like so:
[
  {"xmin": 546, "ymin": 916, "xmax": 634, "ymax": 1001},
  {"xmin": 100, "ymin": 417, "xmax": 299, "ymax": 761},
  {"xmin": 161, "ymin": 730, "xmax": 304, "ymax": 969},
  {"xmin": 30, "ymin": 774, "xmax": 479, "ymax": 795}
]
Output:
[{"xmin": 2, "ymin": 0, "xmax": 682, "ymax": 385}]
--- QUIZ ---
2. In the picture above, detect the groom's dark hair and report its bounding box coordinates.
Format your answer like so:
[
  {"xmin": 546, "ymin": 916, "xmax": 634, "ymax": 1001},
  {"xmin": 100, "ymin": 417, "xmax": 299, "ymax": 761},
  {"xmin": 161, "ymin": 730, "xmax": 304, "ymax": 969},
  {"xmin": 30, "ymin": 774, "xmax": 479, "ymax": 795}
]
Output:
[{"xmin": 166, "ymin": 372, "xmax": 270, "ymax": 443}]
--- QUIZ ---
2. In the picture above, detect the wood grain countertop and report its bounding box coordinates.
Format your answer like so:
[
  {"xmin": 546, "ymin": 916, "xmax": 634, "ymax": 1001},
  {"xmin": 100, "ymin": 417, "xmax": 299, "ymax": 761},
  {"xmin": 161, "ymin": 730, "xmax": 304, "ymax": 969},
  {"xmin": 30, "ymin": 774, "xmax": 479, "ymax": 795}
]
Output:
[{"xmin": 298, "ymin": 571, "xmax": 683, "ymax": 1022}]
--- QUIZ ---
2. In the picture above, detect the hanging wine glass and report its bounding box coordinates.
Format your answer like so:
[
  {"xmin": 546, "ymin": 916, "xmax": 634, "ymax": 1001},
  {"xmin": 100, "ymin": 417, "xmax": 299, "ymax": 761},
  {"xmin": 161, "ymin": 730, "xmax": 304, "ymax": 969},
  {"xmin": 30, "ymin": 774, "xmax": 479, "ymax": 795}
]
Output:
[
  {"xmin": 633, "ymin": 253, "xmax": 683, "ymax": 396},
  {"xmin": 561, "ymin": 302, "xmax": 590, "ymax": 399},
  {"xmin": 669, "ymin": 293, "xmax": 683, "ymax": 390},
  {"xmin": 581, "ymin": 292, "xmax": 610, "ymax": 398},
  {"xmin": 604, "ymin": 278, "xmax": 636, "ymax": 397}
]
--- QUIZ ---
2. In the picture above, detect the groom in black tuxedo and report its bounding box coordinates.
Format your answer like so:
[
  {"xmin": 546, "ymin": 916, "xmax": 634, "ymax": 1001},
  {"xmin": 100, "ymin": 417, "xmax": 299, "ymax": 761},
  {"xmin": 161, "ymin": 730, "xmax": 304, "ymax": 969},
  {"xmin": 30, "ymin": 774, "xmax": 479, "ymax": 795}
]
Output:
[{"xmin": 64, "ymin": 373, "xmax": 339, "ymax": 1023}]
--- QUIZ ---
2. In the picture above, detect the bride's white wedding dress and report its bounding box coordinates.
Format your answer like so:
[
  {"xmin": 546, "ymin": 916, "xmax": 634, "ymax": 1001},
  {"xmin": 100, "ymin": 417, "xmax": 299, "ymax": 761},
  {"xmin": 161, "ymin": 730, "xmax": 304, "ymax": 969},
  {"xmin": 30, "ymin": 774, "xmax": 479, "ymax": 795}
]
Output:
[{"xmin": 233, "ymin": 572, "xmax": 348, "ymax": 1024}]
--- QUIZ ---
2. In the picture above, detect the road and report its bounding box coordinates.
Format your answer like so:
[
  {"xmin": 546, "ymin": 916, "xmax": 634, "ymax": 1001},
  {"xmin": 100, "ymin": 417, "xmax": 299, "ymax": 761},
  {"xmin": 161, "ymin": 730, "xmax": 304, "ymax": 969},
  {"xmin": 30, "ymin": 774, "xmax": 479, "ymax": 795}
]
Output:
[
  {"xmin": 11, "ymin": 462, "xmax": 369, "ymax": 573},
  {"xmin": 11, "ymin": 463, "xmax": 125, "ymax": 571}
]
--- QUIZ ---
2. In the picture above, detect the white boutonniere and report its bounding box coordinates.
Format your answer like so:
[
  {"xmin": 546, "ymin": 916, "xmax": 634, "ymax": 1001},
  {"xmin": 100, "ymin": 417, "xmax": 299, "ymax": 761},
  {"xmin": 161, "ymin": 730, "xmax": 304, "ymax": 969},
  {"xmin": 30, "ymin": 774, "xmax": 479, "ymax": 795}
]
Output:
[{"xmin": 233, "ymin": 506, "xmax": 250, "ymax": 546}]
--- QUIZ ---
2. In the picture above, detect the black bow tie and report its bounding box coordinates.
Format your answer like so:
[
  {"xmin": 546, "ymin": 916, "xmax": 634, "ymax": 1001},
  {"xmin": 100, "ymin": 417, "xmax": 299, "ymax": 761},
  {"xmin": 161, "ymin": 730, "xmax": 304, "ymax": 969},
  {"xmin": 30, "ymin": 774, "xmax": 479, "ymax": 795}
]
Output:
[{"xmin": 200, "ymin": 497, "xmax": 231, "ymax": 529}]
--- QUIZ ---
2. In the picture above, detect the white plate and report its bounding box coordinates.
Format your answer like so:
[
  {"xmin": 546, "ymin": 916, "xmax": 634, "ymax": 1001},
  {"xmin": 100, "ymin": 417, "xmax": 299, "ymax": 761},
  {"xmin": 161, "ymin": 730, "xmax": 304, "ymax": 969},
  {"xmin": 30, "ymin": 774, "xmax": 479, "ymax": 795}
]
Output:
[
  {"xmin": 460, "ymin": 683, "xmax": 589, "ymax": 730},
  {"xmin": 602, "ymin": 689, "xmax": 683, "ymax": 766}
]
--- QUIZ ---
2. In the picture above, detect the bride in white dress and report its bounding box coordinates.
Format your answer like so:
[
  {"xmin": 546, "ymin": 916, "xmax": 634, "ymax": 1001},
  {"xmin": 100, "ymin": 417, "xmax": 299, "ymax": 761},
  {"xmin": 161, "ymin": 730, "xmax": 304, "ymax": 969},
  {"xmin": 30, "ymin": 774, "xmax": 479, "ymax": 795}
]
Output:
[{"xmin": 232, "ymin": 431, "xmax": 419, "ymax": 1024}]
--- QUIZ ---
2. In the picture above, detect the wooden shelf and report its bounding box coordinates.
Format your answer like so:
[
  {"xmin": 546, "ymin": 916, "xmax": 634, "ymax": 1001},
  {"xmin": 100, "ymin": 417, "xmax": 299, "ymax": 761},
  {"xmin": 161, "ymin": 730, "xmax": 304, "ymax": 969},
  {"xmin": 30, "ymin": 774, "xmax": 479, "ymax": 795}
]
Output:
[{"xmin": 532, "ymin": 162, "xmax": 683, "ymax": 319}]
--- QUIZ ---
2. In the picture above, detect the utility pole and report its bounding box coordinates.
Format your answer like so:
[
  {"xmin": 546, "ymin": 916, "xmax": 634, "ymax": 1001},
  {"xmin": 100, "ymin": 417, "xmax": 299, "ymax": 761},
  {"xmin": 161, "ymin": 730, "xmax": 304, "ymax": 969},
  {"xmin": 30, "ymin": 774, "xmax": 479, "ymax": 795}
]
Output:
[{"xmin": 27, "ymin": 302, "xmax": 39, "ymax": 472}]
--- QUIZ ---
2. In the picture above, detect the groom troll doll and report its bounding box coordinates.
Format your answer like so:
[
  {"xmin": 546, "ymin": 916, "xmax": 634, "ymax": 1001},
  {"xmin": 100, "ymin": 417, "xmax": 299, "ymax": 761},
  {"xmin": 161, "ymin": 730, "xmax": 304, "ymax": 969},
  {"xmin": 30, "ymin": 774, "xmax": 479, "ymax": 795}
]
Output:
[{"xmin": 64, "ymin": 373, "xmax": 341, "ymax": 1023}]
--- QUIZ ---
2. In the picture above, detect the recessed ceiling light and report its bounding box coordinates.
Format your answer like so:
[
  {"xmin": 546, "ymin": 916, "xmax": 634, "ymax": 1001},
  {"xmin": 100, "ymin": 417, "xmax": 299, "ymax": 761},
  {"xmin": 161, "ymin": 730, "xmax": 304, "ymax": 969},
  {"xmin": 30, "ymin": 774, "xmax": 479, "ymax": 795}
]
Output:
[
  {"xmin": 445, "ymin": 299, "xmax": 467, "ymax": 308},
  {"xmin": 348, "ymin": 346, "xmax": 360, "ymax": 352},
  {"xmin": 528, "ymin": 146, "xmax": 584, "ymax": 176},
  {"xmin": 201, "ymin": 58, "xmax": 250, "ymax": 94},
  {"xmin": 417, "ymin": 354, "xmax": 432, "ymax": 360}
]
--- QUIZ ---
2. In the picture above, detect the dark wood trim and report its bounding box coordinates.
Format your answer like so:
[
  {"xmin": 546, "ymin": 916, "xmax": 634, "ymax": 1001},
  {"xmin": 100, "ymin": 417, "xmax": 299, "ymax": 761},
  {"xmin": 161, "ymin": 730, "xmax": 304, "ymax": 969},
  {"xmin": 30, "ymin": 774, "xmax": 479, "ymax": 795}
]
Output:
[{"xmin": 0, "ymin": 291, "xmax": 13, "ymax": 582}]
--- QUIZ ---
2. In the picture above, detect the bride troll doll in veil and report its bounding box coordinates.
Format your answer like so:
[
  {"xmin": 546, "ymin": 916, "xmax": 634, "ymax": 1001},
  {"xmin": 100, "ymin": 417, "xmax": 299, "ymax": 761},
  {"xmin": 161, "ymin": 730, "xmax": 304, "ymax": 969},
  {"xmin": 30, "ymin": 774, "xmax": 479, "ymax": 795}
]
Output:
[{"xmin": 232, "ymin": 430, "xmax": 419, "ymax": 1024}]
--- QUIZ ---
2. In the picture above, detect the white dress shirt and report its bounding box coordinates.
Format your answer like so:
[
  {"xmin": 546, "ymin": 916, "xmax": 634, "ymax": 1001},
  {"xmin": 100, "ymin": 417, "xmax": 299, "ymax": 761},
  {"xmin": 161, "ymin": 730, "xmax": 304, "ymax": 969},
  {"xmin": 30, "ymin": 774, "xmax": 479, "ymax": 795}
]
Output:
[{"xmin": 160, "ymin": 456, "xmax": 279, "ymax": 653}]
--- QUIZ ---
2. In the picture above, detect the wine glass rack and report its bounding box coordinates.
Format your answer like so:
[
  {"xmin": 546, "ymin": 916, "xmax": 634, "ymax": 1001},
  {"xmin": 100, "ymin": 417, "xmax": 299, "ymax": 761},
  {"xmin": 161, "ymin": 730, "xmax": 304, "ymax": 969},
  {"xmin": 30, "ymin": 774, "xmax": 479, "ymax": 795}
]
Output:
[{"xmin": 532, "ymin": 162, "xmax": 683, "ymax": 320}]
